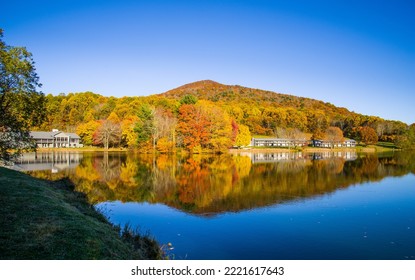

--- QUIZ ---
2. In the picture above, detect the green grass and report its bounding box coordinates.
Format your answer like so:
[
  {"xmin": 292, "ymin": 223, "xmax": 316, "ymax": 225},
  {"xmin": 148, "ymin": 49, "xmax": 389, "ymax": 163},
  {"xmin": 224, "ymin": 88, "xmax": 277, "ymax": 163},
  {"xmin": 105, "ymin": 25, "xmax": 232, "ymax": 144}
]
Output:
[
  {"xmin": 0, "ymin": 167, "xmax": 161, "ymax": 260},
  {"xmin": 376, "ymin": 141, "xmax": 398, "ymax": 149},
  {"xmin": 355, "ymin": 142, "xmax": 398, "ymax": 153}
]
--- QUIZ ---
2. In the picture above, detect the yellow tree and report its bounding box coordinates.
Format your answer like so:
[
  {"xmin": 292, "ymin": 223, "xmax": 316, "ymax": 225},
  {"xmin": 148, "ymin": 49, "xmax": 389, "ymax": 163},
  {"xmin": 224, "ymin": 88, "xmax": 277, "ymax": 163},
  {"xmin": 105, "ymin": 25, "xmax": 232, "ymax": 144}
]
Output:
[
  {"xmin": 121, "ymin": 115, "xmax": 139, "ymax": 147},
  {"xmin": 199, "ymin": 100, "xmax": 233, "ymax": 153},
  {"xmin": 76, "ymin": 120, "xmax": 100, "ymax": 146},
  {"xmin": 235, "ymin": 124, "xmax": 251, "ymax": 147},
  {"xmin": 107, "ymin": 112, "xmax": 121, "ymax": 123}
]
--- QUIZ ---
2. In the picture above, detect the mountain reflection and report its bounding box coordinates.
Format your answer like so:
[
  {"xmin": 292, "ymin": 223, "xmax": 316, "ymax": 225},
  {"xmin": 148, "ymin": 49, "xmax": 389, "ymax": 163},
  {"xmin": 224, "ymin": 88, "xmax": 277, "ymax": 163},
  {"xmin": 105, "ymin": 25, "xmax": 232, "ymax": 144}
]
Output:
[{"xmin": 25, "ymin": 151, "xmax": 415, "ymax": 215}]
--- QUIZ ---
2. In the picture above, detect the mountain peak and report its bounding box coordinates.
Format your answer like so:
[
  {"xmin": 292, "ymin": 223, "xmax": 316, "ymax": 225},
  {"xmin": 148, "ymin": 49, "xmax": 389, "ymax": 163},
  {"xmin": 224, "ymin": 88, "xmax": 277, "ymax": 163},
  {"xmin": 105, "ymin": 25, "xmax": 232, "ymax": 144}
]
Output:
[
  {"xmin": 171, "ymin": 80, "xmax": 224, "ymax": 91},
  {"xmin": 160, "ymin": 80, "xmax": 357, "ymax": 122}
]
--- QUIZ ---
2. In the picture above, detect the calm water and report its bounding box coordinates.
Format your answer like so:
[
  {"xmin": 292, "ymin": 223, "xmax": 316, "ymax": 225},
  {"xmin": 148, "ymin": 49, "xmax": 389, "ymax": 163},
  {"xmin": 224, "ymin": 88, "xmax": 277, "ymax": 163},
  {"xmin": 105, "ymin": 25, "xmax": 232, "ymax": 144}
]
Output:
[{"xmin": 19, "ymin": 150, "xmax": 415, "ymax": 259}]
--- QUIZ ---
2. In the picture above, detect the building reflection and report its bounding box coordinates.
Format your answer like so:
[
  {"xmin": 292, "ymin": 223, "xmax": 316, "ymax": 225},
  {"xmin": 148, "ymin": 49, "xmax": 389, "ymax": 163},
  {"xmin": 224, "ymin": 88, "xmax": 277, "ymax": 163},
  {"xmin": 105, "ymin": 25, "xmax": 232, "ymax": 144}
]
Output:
[
  {"xmin": 239, "ymin": 151, "xmax": 357, "ymax": 163},
  {"xmin": 12, "ymin": 152, "xmax": 83, "ymax": 173}
]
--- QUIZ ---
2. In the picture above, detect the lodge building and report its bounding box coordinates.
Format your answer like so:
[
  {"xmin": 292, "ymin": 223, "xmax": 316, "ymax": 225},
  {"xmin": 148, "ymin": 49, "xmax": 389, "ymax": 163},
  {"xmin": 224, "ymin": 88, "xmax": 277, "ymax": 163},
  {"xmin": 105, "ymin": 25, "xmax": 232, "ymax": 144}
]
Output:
[
  {"xmin": 310, "ymin": 139, "xmax": 357, "ymax": 148},
  {"xmin": 250, "ymin": 138, "xmax": 308, "ymax": 147},
  {"xmin": 30, "ymin": 129, "xmax": 83, "ymax": 148},
  {"xmin": 250, "ymin": 138, "xmax": 356, "ymax": 148}
]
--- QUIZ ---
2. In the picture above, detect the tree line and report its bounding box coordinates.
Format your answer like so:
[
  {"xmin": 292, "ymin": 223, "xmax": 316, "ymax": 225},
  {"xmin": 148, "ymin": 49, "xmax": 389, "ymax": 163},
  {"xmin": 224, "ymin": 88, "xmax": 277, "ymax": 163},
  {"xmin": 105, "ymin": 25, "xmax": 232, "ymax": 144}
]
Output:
[{"xmin": 33, "ymin": 87, "xmax": 415, "ymax": 152}]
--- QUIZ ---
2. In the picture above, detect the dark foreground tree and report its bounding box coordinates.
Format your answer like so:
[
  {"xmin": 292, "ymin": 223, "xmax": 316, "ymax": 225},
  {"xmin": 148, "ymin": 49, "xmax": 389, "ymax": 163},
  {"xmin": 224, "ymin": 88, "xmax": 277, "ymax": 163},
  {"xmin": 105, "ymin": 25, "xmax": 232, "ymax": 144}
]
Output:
[{"xmin": 0, "ymin": 29, "xmax": 45, "ymax": 164}]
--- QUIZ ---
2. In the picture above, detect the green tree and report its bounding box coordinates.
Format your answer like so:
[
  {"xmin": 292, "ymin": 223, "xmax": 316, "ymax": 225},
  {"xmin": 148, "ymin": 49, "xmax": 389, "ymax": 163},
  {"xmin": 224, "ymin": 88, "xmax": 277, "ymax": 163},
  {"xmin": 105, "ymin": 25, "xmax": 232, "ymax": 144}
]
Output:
[
  {"xmin": 0, "ymin": 29, "xmax": 45, "ymax": 163},
  {"xmin": 394, "ymin": 124, "xmax": 415, "ymax": 149},
  {"xmin": 134, "ymin": 104, "xmax": 155, "ymax": 149},
  {"xmin": 180, "ymin": 94, "xmax": 198, "ymax": 105}
]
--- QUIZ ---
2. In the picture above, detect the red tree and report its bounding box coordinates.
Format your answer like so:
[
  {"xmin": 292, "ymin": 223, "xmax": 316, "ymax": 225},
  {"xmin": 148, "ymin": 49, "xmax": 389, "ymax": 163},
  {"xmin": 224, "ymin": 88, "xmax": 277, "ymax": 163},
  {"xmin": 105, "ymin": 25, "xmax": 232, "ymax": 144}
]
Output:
[{"xmin": 177, "ymin": 104, "xmax": 211, "ymax": 151}]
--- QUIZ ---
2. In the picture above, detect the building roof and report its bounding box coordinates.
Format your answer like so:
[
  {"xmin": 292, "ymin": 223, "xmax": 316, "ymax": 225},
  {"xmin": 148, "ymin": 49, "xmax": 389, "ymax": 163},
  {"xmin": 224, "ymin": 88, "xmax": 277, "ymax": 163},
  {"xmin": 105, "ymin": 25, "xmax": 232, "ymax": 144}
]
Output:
[
  {"xmin": 30, "ymin": 131, "xmax": 59, "ymax": 139},
  {"xmin": 30, "ymin": 131, "xmax": 80, "ymax": 139},
  {"xmin": 54, "ymin": 132, "xmax": 81, "ymax": 139},
  {"xmin": 66, "ymin": 133, "xmax": 81, "ymax": 139}
]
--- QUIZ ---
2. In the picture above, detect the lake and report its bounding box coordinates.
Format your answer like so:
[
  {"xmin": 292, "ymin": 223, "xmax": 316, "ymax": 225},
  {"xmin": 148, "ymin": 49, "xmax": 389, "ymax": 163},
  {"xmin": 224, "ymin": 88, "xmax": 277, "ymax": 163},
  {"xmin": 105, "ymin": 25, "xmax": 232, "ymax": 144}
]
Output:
[{"xmin": 17, "ymin": 150, "xmax": 415, "ymax": 259}]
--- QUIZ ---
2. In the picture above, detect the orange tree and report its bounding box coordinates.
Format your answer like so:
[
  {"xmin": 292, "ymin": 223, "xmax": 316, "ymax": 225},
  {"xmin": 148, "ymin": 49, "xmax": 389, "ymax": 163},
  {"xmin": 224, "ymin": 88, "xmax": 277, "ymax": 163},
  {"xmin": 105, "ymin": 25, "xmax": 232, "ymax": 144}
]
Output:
[
  {"xmin": 177, "ymin": 104, "xmax": 211, "ymax": 152},
  {"xmin": 359, "ymin": 126, "xmax": 378, "ymax": 145}
]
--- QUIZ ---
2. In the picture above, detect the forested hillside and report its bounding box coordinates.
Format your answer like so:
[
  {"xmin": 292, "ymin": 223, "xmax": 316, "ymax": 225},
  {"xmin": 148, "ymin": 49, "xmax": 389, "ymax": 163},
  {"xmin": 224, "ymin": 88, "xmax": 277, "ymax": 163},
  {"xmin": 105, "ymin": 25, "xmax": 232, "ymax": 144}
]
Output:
[{"xmin": 34, "ymin": 80, "xmax": 415, "ymax": 151}]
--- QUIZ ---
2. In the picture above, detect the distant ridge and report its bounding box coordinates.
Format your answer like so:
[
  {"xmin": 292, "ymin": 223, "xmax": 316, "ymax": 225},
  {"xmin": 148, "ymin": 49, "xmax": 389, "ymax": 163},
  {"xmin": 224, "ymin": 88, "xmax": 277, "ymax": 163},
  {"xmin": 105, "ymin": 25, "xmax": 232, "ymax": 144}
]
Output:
[{"xmin": 160, "ymin": 79, "xmax": 351, "ymax": 115}]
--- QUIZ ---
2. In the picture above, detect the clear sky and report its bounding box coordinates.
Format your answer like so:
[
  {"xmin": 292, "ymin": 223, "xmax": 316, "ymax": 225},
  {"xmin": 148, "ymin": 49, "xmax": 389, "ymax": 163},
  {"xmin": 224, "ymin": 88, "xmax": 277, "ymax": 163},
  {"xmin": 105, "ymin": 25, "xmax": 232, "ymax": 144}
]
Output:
[{"xmin": 2, "ymin": 0, "xmax": 414, "ymax": 124}]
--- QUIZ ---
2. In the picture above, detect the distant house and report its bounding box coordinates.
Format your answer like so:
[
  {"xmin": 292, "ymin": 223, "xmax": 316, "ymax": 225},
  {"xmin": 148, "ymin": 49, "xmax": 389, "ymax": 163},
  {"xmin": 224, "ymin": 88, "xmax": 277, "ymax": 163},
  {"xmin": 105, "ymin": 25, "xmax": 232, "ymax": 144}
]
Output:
[
  {"xmin": 343, "ymin": 139, "xmax": 357, "ymax": 147},
  {"xmin": 250, "ymin": 138, "xmax": 308, "ymax": 147},
  {"xmin": 251, "ymin": 137, "xmax": 357, "ymax": 148},
  {"xmin": 30, "ymin": 130, "xmax": 83, "ymax": 148},
  {"xmin": 312, "ymin": 139, "xmax": 356, "ymax": 148}
]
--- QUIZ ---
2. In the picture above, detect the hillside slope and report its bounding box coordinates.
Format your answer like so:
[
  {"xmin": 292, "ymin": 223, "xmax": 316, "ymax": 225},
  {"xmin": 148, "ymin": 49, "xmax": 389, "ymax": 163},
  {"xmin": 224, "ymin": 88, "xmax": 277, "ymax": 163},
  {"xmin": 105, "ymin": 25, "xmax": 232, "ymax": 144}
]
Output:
[
  {"xmin": 161, "ymin": 80, "xmax": 349, "ymax": 113},
  {"xmin": 38, "ymin": 79, "xmax": 410, "ymax": 147},
  {"xmin": 160, "ymin": 80, "xmax": 359, "ymax": 122}
]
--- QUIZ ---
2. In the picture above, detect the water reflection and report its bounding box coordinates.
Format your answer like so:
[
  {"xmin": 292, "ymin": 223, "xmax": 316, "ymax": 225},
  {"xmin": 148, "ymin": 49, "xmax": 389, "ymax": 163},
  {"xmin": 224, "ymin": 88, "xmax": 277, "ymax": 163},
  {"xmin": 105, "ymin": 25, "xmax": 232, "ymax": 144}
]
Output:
[
  {"xmin": 23, "ymin": 151, "xmax": 415, "ymax": 215},
  {"xmin": 241, "ymin": 151, "xmax": 358, "ymax": 163},
  {"xmin": 13, "ymin": 152, "xmax": 83, "ymax": 173}
]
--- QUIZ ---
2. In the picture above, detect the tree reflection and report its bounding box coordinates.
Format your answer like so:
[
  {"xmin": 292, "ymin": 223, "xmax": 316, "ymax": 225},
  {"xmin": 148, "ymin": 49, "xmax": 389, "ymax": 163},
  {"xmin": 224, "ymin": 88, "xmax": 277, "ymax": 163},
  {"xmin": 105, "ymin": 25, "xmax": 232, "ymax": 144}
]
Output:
[{"xmin": 27, "ymin": 151, "xmax": 415, "ymax": 215}]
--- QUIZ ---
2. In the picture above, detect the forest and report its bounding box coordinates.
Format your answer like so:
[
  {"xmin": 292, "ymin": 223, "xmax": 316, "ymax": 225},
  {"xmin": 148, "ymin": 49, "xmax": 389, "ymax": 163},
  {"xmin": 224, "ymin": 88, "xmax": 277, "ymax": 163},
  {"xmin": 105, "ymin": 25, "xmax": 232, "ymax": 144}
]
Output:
[{"xmin": 33, "ymin": 80, "xmax": 415, "ymax": 152}]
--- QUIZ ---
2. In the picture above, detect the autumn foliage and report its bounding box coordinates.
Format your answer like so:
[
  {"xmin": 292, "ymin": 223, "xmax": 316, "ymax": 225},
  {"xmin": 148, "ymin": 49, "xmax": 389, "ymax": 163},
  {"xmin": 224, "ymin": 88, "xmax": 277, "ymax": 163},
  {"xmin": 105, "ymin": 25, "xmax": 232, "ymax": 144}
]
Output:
[
  {"xmin": 34, "ymin": 80, "xmax": 413, "ymax": 151},
  {"xmin": 177, "ymin": 104, "xmax": 211, "ymax": 152}
]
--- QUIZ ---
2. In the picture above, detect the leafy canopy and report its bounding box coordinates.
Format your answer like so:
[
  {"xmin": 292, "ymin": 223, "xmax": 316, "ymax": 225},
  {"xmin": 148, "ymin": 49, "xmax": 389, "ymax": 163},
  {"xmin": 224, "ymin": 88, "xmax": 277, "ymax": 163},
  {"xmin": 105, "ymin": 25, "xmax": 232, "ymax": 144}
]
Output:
[{"xmin": 0, "ymin": 29, "xmax": 45, "ymax": 164}]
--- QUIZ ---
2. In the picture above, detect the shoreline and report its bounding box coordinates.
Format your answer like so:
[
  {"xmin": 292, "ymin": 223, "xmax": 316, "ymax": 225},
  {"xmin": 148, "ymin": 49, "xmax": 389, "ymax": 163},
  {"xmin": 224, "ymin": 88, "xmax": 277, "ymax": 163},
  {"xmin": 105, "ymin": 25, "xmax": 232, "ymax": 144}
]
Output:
[
  {"xmin": 32, "ymin": 144, "xmax": 398, "ymax": 154},
  {"xmin": 35, "ymin": 147, "xmax": 128, "ymax": 152},
  {"xmin": 229, "ymin": 147, "xmax": 357, "ymax": 153},
  {"xmin": 0, "ymin": 167, "xmax": 162, "ymax": 259},
  {"xmin": 230, "ymin": 146, "xmax": 397, "ymax": 153}
]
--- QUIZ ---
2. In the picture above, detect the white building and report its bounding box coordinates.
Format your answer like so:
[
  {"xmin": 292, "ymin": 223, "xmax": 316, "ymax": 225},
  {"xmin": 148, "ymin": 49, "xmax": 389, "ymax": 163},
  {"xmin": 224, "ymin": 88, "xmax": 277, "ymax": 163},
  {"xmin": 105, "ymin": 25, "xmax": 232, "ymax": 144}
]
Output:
[
  {"xmin": 30, "ymin": 130, "xmax": 83, "ymax": 148},
  {"xmin": 251, "ymin": 138, "xmax": 357, "ymax": 148},
  {"xmin": 250, "ymin": 138, "xmax": 308, "ymax": 147},
  {"xmin": 312, "ymin": 139, "xmax": 357, "ymax": 148}
]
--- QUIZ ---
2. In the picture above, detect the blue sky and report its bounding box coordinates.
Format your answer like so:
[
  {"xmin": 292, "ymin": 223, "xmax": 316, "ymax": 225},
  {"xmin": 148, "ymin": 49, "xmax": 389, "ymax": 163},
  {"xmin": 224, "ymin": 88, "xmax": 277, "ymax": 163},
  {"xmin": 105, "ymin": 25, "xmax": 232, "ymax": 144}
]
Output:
[{"xmin": 2, "ymin": 0, "xmax": 414, "ymax": 124}]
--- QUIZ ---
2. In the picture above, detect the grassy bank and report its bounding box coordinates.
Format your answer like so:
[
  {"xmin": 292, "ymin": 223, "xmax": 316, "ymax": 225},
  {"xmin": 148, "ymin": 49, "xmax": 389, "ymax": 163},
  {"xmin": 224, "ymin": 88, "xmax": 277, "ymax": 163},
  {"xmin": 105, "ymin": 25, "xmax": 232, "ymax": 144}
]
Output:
[{"xmin": 0, "ymin": 167, "xmax": 161, "ymax": 260}]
